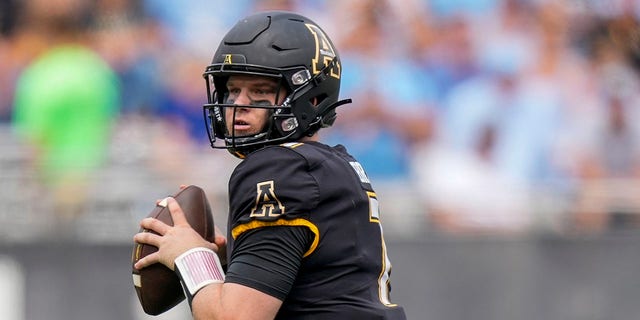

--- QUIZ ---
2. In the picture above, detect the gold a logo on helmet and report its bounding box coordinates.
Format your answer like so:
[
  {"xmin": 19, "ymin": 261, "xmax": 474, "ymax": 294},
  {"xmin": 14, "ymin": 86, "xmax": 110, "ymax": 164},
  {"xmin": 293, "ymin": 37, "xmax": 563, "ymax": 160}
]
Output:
[
  {"xmin": 224, "ymin": 54, "xmax": 233, "ymax": 64},
  {"xmin": 305, "ymin": 23, "xmax": 341, "ymax": 79}
]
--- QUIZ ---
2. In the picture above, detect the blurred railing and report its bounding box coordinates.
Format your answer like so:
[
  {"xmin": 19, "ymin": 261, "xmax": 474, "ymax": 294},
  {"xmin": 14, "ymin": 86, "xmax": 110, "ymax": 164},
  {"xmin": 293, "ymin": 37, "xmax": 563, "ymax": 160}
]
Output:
[{"xmin": 2, "ymin": 120, "xmax": 640, "ymax": 244}]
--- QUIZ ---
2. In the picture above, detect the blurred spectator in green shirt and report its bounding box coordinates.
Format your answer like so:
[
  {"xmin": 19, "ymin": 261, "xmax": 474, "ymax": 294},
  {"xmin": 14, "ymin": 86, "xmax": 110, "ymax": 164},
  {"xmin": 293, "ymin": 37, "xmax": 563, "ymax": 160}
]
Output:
[{"xmin": 12, "ymin": 0, "xmax": 120, "ymax": 224}]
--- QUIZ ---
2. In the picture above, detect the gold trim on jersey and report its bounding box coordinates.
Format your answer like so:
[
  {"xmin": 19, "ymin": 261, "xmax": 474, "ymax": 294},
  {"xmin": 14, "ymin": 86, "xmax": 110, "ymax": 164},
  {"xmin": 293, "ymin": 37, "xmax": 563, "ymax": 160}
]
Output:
[
  {"xmin": 231, "ymin": 218, "xmax": 320, "ymax": 257},
  {"xmin": 280, "ymin": 142, "xmax": 304, "ymax": 149}
]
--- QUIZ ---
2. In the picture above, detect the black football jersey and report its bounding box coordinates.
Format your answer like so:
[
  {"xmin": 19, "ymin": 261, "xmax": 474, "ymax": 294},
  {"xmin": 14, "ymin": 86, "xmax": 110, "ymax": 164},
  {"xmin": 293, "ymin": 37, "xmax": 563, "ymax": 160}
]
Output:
[{"xmin": 224, "ymin": 141, "xmax": 406, "ymax": 319}]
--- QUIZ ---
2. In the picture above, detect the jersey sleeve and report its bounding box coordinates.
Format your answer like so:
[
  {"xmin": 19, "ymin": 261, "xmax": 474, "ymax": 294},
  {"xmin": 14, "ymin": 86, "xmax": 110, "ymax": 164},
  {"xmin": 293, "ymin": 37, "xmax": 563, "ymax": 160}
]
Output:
[
  {"xmin": 224, "ymin": 225, "xmax": 314, "ymax": 300},
  {"xmin": 225, "ymin": 145, "xmax": 320, "ymax": 299},
  {"xmin": 228, "ymin": 145, "xmax": 320, "ymax": 232}
]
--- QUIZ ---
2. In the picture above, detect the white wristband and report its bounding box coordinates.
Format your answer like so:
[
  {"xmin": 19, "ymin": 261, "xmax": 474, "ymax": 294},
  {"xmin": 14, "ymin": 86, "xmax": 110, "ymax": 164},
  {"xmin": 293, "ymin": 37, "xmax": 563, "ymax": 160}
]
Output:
[{"xmin": 174, "ymin": 247, "xmax": 225, "ymax": 298}]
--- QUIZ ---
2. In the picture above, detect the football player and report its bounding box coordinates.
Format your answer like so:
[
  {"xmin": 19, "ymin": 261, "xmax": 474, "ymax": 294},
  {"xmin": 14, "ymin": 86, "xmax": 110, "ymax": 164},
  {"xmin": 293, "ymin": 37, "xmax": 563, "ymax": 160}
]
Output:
[{"xmin": 133, "ymin": 11, "xmax": 407, "ymax": 319}]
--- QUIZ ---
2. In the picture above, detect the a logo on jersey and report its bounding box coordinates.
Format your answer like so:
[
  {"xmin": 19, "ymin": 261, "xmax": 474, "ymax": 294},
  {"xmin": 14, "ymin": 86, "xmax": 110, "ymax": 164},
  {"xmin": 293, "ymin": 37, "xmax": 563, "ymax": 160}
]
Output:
[
  {"xmin": 349, "ymin": 161, "xmax": 370, "ymax": 184},
  {"xmin": 305, "ymin": 23, "xmax": 341, "ymax": 79},
  {"xmin": 250, "ymin": 181, "xmax": 285, "ymax": 218}
]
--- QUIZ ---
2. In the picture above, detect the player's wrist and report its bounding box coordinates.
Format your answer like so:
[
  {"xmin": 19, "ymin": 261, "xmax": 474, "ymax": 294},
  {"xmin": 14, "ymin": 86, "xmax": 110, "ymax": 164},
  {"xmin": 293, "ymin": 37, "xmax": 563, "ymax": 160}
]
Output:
[{"xmin": 174, "ymin": 247, "xmax": 225, "ymax": 305}]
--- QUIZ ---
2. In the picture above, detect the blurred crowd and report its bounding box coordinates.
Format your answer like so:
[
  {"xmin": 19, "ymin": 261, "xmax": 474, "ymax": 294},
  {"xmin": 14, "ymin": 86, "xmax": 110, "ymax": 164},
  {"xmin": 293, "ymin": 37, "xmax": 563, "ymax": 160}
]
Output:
[{"xmin": 1, "ymin": 0, "xmax": 639, "ymax": 240}]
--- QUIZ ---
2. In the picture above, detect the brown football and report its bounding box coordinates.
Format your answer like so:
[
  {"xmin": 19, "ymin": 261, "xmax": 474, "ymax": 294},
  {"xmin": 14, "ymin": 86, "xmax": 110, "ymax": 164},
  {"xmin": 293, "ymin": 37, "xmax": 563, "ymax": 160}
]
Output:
[{"xmin": 131, "ymin": 185, "xmax": 215, "ymax": 315}]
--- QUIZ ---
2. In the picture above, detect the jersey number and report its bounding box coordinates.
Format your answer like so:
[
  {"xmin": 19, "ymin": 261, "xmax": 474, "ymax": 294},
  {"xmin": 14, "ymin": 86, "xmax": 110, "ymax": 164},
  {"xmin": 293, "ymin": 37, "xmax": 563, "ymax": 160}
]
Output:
[{"xmin": 367, "ymin": 192, "xmax": 397, "ymax": 307}]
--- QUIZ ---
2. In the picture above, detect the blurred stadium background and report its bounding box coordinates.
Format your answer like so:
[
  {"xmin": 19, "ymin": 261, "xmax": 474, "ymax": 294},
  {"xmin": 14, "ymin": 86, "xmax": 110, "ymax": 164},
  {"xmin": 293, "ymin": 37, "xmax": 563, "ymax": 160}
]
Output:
[{"xmin": 1, "ymin": 0, "xmax": 640, "ymax": 319}]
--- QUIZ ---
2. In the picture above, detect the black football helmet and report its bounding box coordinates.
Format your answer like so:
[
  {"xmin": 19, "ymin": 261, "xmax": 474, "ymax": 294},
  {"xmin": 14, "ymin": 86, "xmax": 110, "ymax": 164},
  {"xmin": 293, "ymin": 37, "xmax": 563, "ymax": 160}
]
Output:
[{"xmin": 202, "ymin": 11, "xmax": 351, "ymax": 158}]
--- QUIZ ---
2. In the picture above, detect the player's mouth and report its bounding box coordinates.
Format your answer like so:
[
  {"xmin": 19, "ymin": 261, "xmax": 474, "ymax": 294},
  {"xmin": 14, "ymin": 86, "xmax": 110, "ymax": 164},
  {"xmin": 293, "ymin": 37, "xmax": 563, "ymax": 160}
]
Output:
[{"xmin": 232, "ymin": 120, "xmax": 253, "ymax": 134}]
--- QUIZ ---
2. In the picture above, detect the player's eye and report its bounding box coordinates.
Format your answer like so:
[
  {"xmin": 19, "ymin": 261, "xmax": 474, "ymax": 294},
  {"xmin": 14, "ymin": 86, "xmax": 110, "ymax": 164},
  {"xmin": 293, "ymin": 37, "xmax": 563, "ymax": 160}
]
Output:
[
  {"xmin": 249, "ymin": 99, "xmax": 273, "ymax": 107},
  {"xmin": 251, "ymin": 87, "xmax": 276, "ymax": 98},
  {"xmin": 225, "ymin": 88, "xmax": 240, "ymax": 103},
  {"xmin": 223, "ymin": 86, "xmax": 277, "ymax": 105}
]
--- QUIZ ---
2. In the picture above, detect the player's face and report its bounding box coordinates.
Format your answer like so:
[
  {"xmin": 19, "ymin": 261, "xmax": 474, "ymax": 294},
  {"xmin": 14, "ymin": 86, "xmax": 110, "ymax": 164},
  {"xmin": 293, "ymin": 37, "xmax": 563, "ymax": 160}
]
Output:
[{"xmin": 224, "ymin": 75, "xmax": 286, "ymax": 137}]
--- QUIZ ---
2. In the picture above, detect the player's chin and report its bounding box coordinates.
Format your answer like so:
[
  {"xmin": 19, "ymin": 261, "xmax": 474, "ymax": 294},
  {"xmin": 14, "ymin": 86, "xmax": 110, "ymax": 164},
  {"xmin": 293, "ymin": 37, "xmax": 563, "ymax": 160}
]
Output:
[{"xmin": 230, "ymin": 130, "xmax": 260, "ymax": 137}]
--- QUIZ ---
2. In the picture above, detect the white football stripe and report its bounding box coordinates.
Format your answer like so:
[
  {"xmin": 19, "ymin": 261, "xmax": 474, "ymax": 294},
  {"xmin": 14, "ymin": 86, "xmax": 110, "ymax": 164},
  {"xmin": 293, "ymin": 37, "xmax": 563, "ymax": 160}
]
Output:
[
  {"xmin": 158, "ymin": 197, "xmax": 169, "ymax": 208},
  {"xmin": 132, "ymin": 274, "xmax": 142, "ymax": 287}
]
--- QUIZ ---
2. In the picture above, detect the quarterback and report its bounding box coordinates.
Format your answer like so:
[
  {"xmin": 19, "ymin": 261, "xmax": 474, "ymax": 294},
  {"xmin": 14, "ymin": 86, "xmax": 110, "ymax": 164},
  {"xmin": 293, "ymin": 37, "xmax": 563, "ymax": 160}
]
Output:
[{"xmin": 133, "ymin": 11, "xmax": 407, "ymax": 319}]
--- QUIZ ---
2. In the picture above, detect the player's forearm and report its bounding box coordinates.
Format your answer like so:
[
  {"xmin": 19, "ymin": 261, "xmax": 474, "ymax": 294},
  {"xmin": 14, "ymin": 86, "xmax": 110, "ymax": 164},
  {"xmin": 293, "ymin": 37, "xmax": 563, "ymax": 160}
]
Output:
[
  {"xmin": 191, "ymin": 283, "xmax": 281, "ymax": 320},
  {"xmin": 191, "ymin": 284, "xmax": 224, "ymax": 320}
]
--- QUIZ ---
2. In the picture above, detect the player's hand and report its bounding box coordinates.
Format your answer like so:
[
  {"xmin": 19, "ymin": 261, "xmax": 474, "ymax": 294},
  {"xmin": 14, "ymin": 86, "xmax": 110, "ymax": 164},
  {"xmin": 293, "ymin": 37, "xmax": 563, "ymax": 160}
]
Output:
[
  {"xmin": 133, "ymin": 197, "xmax": 218, "ymax": 270},
  {"xmin": 214, "ymin": 224, "xmax": 228, "ymax": 266},
  {"xmin": 179, "ymin": 184, "xmax": 228, "ymax": 264}
]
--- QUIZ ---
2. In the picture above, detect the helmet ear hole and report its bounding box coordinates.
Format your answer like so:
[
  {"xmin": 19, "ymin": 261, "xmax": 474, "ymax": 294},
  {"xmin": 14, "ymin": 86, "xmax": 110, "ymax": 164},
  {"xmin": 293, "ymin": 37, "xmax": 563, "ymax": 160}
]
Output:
[{"xmin": 312, "ymin": 94, "xmax": 328, "ymax": 106}]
